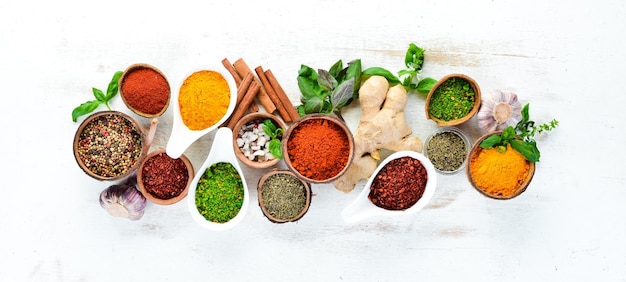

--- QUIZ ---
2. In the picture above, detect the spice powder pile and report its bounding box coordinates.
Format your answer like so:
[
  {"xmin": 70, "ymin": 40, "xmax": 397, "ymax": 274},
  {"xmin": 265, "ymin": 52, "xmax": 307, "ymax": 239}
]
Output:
[
  {"xmin": 121, "ymin": 67, "xmax": 170, "ymax": 115},
  {"xmin": 76, "ymin": 113, "xmax": 143, "ymax": 178},
  {"xmin": 368, "ymin": 156, "xmax": 428, "ymax": 210},
  {"xmin": 141, "ymin": 152, "xmax": 189, "ymax": 200}
]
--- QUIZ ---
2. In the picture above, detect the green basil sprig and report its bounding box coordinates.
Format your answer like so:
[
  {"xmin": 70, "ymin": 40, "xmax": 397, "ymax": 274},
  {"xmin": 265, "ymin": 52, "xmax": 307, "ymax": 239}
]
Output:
[
  {"xmin": 479, "ymin": 103, "xmax": 558, "ymax": 162},
  {"xmin": 398, "ymin": 43, "xmax": 437, "ymax": 93},
  {"xmin": 71, "ymin": 71, "xmax": 123, "ymax": 122},
  {"xmin": 262, "ymin": 119, "xmax": 284, "ymax": 159}
]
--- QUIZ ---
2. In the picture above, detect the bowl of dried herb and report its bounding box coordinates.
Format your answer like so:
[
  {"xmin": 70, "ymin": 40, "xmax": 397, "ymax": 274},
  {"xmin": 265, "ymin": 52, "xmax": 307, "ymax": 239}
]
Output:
[
  {"xmin": 257, "ymin": 170, "xmax": 311, "ymax": 223},
  {"xmin": 425, "ymin": 74, "xmax": 481, "ymax": 126},
  {"xmin": 424, "ymin": 126, "xmax": 471, "ymax": 174},
  {"xmin": 73, "ymin": 111, "xmax": 147, "ymax": 181}
]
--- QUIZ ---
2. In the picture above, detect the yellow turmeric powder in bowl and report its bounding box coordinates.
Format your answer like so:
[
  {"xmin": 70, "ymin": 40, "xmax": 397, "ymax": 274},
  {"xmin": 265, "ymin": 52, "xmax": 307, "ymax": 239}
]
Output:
[
  {"xmin": 179, "ymin": 70, "xmax": 231, "ymax": 130},
  {"xmin": 467, "ymin": 141, "xmax": 535, "ymax": 199}
]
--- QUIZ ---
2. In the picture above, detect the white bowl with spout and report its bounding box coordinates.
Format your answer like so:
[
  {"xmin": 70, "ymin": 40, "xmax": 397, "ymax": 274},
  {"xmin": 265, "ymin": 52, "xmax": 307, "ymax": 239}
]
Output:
[{"xmin": 341, "ymin": 151, "xmax": 437, "ymax": 223}]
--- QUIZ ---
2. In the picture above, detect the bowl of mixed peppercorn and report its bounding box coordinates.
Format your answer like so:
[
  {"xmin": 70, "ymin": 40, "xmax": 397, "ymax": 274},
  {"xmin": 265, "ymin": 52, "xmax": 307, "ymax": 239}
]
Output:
[{"xmin": 425, "ymin": 74, "xmax": 481, "ymax": 126}]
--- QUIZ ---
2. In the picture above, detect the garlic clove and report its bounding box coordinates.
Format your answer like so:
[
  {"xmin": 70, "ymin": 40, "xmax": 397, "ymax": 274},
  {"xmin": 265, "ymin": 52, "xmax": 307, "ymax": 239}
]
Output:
[
  {"xmin": 99, "ymin": 184, "xmax": 146, "ymax": 221},
  {"xmin": 478, "ymin": 90, "xmax": 522, "ymax": 132}
]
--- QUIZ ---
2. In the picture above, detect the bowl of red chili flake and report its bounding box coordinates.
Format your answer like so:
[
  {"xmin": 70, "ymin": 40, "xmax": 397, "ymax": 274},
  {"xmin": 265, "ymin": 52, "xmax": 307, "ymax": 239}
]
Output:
[
  {"xmin": 137, "ymin": 148, "xmax": 195, "ymax": 205},
  {"xmin": 73, "ymin": 111, "xmax": 147, "ymax": 181}
]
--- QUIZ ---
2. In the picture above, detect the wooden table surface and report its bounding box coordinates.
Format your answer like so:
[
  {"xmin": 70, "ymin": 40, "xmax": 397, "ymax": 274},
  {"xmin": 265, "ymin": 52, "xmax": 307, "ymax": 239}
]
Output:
[{"xmin": 2, "ymin": 0, "xmax": 625, "ymax": 281}]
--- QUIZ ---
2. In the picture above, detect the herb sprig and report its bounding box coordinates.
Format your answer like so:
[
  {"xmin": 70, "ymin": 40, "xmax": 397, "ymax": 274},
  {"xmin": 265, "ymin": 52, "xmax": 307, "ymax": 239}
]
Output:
[
  {"xmin": 479, "ymin": 103, "xmax": 559, "ymax": 162},
  {"xmin": 262, "ymin": 119, "xmax": 284, "ymax": 159},
  {"xmin": 398, "ymin": 43, "xmax": 437, "ymax": 93},
  {"xmin": 72, "ymin": 71, "xmax": 123, "ymax": 122}
]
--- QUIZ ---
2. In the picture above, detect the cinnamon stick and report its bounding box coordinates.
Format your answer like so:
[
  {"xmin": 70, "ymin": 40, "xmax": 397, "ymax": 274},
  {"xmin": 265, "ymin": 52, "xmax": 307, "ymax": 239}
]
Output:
[
  {"xmin": 226, "ymin": 81, "xmax": 261, "ymax": 129},
  {"xmin": 222, "ymin": 58, "xmax": 258, "ymax": 112},
  {"xmin": 255, "ymin": 66, "xmax": 293, "ymax": 123},
  {"xmin": 220, "ymin": 73, "xmax": 254, "ymax": 128},
  {"xmin": 264, "ymin": 69, "xmax": 300, "ymax": 122},
  {"xmin": 233, "ymin": 58, "xmax": 277, "ymax": 113}
]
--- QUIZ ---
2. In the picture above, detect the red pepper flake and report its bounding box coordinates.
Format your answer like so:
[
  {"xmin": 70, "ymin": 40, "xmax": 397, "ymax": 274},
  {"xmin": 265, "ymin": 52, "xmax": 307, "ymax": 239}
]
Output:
[
  {"xmin": 368, "ymin": 156, "xmax": 428, "ymax": 210},
  {"xmin": 141, "ymin": 152, "xmax": 189, "ymax": 200}
]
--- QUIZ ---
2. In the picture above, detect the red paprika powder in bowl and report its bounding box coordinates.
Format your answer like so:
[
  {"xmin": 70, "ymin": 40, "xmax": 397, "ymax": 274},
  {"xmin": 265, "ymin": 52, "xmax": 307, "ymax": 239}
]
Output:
[
  {"xmin": 119, "ymin": 63, "xmax": 171, "ymax": 118},
  {"xmin": 282, "ymin": 114, "xmax": 355, "ymax": 183},
  {"xmin": 137, "ymin": 148, "xmax": 195, "ymax": 205}
]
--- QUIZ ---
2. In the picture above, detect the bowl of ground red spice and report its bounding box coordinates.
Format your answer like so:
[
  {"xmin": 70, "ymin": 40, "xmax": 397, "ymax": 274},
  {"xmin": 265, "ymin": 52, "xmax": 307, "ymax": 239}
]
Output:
[
  {"xmin": 137, "ymin": 148, "xmax": 195, "ymax": 205},
  {"xmin": 341, "ymin": 150, "xmax": 437, "ymax": 223},
  {"xmin": 119, "ymin": 63, "xmax": 171, "ymax": 118},
  {"xmin": 466, "ymin": 131, "xmax": 535, "ymax": 199},
  {"xmin": 257, "ymin": 170, "xmax": 312, "ymax": 223},
  {"xmin": 282, "ymin": 114, "xmax": 355, "ymax": 183},
  {"xmin": 73, "ymin": 111, "xmax": 147, "ymax": 181},
  {"xmin": 425, "ymin": 74, "xmax": 481, "ymax": 126}
]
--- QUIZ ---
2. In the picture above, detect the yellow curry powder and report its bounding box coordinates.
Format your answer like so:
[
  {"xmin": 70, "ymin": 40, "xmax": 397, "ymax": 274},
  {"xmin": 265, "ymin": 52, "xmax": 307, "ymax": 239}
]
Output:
[
  {"xmin": 469, "ymin": 144, "xmax": 531, "ymax": 197},
  {"xmin": 179, "ymin": 70, "xmax": 231, "ymax": 130}
]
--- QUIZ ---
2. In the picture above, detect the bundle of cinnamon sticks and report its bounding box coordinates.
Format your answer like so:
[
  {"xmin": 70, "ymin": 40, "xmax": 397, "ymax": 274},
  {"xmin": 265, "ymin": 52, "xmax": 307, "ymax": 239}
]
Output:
[{"xmin": 221, "ymin": 58, "xmax": 300, "ymax": 129}]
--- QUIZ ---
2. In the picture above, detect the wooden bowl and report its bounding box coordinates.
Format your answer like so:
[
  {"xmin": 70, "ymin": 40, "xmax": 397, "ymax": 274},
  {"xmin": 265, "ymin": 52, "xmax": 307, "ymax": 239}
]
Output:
[
  {"xmin": 282, "ymin": 114, "xmax": 355, "ymax": 183},
  {"xmin": 73, "ymin": 111, "xmax": 147, "ymax": 181},
  {"xmin": 257, "ymin": 170, "xmax": 312, "ymax": 223},
  {"xmin": 425, "ymin": 74, "xmax": 481, "ymax": 126},
  {"xmin": 466, "ymin": 131, "xmax": 536, "ymax": 200},
  {"xmin": 137, "ymin": 148, "xmax": 195, "ymax": 205},
  {"xmin": 119, "ymin": 63, "xmax": 171, "ymax": 118},
  {"xmin": 232, "ymin": 112, "xmax": 286, "ymax": 169}
]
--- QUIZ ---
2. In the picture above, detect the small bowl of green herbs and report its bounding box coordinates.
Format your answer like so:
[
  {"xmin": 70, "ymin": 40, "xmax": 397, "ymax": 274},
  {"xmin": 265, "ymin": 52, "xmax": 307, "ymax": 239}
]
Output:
[
  {"xmin": 423, "ymin": 126, "xmax": 471, "ymax": 174},
  {"xmin": 425, "ymin": 74, "xmax": 481, "ymax": 126}
]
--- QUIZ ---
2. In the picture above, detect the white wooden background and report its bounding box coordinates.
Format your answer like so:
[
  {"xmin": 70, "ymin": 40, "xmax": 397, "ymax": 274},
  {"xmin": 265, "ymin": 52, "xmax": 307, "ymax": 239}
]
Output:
[{"xmin": 2, "ymin": 0, "xmax": 625, "ymax": 281}]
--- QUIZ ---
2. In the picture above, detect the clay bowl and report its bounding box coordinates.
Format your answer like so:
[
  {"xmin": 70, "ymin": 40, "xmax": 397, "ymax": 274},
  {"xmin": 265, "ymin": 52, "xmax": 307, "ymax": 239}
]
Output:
[
  {"xmin": 257, "ymin": 170, "xmax": 312, "ymax": 223},
  {"xmin": 425, "ymin": 73, "xmax": 481, "ymax": 126},
  {"xmin": 233, "ymin": 112, "xmax": 286, "ymax": 169},
  {"xmin": 282, "ymin": 114, "xmax": 355, "ymax": 184},
  {"xmin": 119, "ymin": 63, "xmax": 171, "ymax": 118},
  {"xmin": 466, "ymin": 131, "xmax": 536, "ymax": 200},
  {"xmin": 137, "ymin": 148, "xmax": 195, "ymax": 205},
  {"xmin": 73, "ymin": 111, "xmax": 147, "ymax": 181}
]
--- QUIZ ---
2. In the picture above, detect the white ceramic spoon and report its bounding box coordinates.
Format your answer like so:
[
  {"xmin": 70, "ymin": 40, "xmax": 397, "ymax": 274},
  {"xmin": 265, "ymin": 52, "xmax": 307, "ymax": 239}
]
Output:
[
  {"xmin": 187, "ymin": 127, "xmax": 250, "ymax": 231},
  {"xmin": 341, "ymin": 150, "xmax": 438, "ymax": 223},
  {"xmin": 166, "ymin": 65, "xmax": 237, "ymax": 159}
]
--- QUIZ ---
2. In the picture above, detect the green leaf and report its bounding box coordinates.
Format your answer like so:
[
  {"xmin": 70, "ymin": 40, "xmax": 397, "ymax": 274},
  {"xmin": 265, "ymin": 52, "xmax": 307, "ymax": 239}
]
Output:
[
  {"xmin": 317, "ymin": 69, "xmax": 336, "ymax": 91},
  {"xmin": 72, "ymin": 100, "xmax": 102, "ymax": 122},
  {"xmin": 501, "ymin": 126, "xmax": 517, "ymax": 142},
  {"xmin": 416, "ymin": 77, "xmax": 437, "ymax": 94},
  {"xmin": 510, "ymin": 139, "xmax": 540, "ymax": 163},
  {"xmin": 92, "ymin": 87, "xmax": 105, "ymax": 102},
  {"xmin": 345, "ymin": 59, "xmax": 362, "ymax": 94},
  {"xmin": 105, "ymin": 71, "xmax": 123, "ymax": 101},
  {"xmin": 304, "ymin": 96, "xmax": 325, "ymax": 114},
  {"xmin": 480, "ymin": 134, "xmax": 502, "ymax": 149},
  {"xmin": 405, "ymin": 43, "xmax": 425, "ymax": 71},
  {"xmin": 331, "ymin": 77, "xmax": 355, "ymax": 110},
  {"xmin": 362, "ymin": 67, "xmax": 401, "ymax": 84},
  {"xmin": 297, "ymin": 76, "xmax": 321, "ymax": 101},
  {"xmin": 262, "ymin": 119, "xmax": 277, "ymax": 138},
  {"xmin": 268, "ymin": 139, "xmax": 283, "ymax": 159},
  {"xmin": 328, "ymin": 60, "xmax": 343, "ymax": 78},
  {"xmin": 296, "ymin": 105, "xmax": 306, "ymax": 117}
]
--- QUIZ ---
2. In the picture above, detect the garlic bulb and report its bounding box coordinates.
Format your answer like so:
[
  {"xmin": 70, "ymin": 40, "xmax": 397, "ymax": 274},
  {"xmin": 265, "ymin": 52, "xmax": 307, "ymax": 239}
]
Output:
[
  {"xmin": 99, "ymin": 184, "xmax": 146, "ymax": 220},
  {"xmin": 477, "ymin": 90, "xmax": 522, "ymax": 132}
]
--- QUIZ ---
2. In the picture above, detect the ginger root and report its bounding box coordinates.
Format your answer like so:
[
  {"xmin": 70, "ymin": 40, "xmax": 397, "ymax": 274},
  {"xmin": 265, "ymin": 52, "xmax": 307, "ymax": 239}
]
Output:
[{"xmin": 333, "ymin": 76, "xmax": 423, "ymax": 193}]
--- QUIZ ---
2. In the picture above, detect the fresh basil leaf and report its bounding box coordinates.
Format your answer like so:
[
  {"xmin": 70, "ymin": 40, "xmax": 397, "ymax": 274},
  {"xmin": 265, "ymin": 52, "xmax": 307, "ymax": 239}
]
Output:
[
  {"xmin": 510, "ymin": 139, "xmax": 540, "ymax": 163},
  {"xmin": 72, "ymin": 100, "xmax": 102, "ymax": 122},
  {"xmin": 480, "ymin": 134, "xmax": 502, "ymax": 149},
  {"xmin": 263, "ymin": 119, "xmax": 277, "ymax": 138},
  {"xmin": 502, "ymin": 126, "xmax": 517, "ymax": 141},
  {"xmin": 416, "ymin": 77, "xmax": 437, "ymax": 94},
  {"xmin": 304, "ymin": 96, "xmax": 325, "ymax": 114},
  {"xmin": 105, "ymin": 71, "xmax": 123, "ymax": 101},
  {"xmin": 296, "ymin": 105, "xmax": 306, "ymax": 117},
  {"xmin": 93, "ymin": 87, "xmax": 106, "ymax": 102},
  {"xmin": 297, "ymin": 76, "xmax": 321, "ymax": 100},
  {"xmin": 268, "ymin": 139, "xmax": 283, "ymax": 159},
  {"xmin": 362, "ymin": 67, "xmax": 401, "ymax": 84},
  {"xmin": 345, "ymin": 59, "xmax": 362, "ymax": 93},
  {"xmin": 317, "ymin": 69, "xmax": 336, "ymax": 91},
  {"xmin": 331, "ymin": 77, "xmax": 355, "ymax": 110},
  {"xmin": 328, "ymin": 60, "xmax": 343, "ymax": 79},
  {"xmin": 405, "ymin": 43, "xmax": 425, "ymax": 71}
]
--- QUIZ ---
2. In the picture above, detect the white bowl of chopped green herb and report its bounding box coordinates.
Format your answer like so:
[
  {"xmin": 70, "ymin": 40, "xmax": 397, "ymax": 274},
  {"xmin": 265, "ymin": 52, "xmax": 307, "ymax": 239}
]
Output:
[
  {"xmin": 187, "ymin": 127, "xmax": 249, "ymax": 231},
  {"xmin": 424, "ymin": 126, "xmax": 472, "ymax": 174},
  {"xmin": 425, "ymin": 74, "xmax": 481, "ymax": 127}
]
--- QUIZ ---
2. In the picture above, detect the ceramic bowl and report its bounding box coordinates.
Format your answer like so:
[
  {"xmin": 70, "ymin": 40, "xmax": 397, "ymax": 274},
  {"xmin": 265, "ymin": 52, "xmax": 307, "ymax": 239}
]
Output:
[
  {"xmin": 466, "ymin": 131, "xmax": 536, "ymax": 200},
  {"xmin": 423, "ymin": 126, "xmax": 472, "ymax": 174},
  {"xmin": 73, "ymin": 111, "xmax": 147, "ymax": 181},
  {"xmin": 232, "ymin": 112, "xmax": 286, "ymax": 169},
  {"xmin": 425, "ymin": 74, "xmax": 482, "ymax": 126},
  {"xmin": 341, "ymin": 150, "xmax": 437, "ymax": 223},
  {"xmin": 257, "ymin": 170, "xmax": 312, "ymax": 223},
  {"xmin": 165, "ymin": 65, "xmax": 237, "ymax": 159},
  {"xmin": 282, "ymin": 114, "xmax": 355, "ymax": 183},
  {"xmin": 137, "ymin": 148, "xmax": 195, "ymax": 205},
  {"xmin": 119, "ymin": 63, "xmax": 171, "ymax": 118}
]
